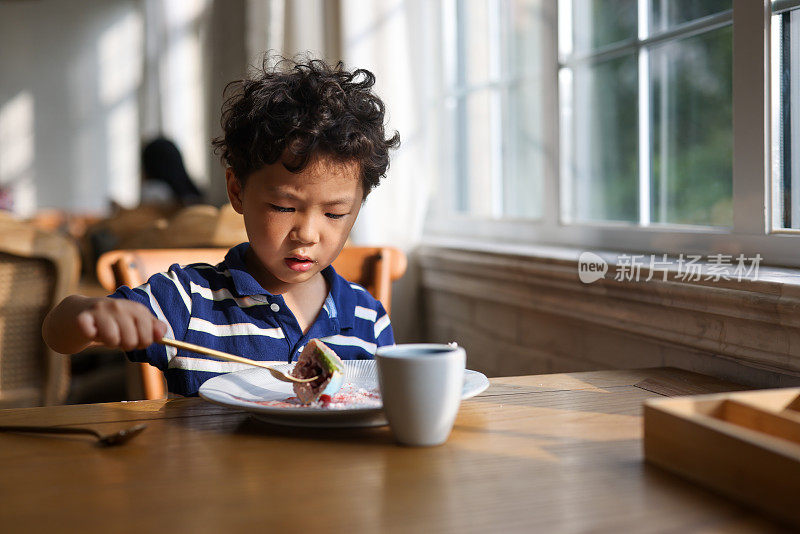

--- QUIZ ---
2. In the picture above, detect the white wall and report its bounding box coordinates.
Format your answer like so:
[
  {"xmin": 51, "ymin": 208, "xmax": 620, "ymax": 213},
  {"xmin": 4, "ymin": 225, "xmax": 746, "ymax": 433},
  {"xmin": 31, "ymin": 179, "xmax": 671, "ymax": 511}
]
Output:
[{"xmin": 0, "ymin": 0, "xmax": 143, "ymax": 216}]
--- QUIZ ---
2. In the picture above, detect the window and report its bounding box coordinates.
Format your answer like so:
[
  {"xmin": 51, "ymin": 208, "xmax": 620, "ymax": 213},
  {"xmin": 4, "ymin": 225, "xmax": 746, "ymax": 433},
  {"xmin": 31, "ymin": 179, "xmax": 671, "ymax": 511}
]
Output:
[
  {"xmin": 561, "ymin": 0, "xmax": 732, "ymax": 226},
  {"xmin": 441, "ymin": 0, "xmax": 547, "ymax": 219},
  {"xmin": 772, "ymin": 0, "xmax": 800, "ymax": 230},
  {"xmin": 430, "ymin": 1, "xmax": 800, "ymax": 267}
]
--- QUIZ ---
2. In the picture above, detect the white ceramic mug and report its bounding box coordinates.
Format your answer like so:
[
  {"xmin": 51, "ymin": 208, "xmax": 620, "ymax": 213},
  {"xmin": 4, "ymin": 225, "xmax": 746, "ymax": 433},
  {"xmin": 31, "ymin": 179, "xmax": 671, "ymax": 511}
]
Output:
[{"xmin": 375, "ymin": 343, "xmax": 466, "ymax": 446}]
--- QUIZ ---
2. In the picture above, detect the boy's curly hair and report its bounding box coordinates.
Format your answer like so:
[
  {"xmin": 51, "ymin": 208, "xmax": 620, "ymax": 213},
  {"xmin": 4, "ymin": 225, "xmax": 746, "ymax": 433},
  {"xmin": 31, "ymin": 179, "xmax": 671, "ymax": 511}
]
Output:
[{"xmin": 212, "ymin": 57, "xmax": 400, "ymax": 197}]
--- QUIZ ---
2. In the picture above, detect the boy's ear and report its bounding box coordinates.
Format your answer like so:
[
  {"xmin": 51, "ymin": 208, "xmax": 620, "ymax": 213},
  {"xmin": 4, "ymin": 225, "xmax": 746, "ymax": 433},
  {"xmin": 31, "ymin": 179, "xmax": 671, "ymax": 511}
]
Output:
[{"xmin": 226, "ymin": 168, "xmax": 244, "ymax": 214}]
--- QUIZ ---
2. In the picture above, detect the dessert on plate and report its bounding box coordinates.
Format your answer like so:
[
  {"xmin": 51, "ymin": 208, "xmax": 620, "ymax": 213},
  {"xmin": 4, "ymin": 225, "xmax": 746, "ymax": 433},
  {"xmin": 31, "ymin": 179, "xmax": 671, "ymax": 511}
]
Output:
[{"xmin": 290, "ymin": 339, "xmax": 345, "ymax": 404}]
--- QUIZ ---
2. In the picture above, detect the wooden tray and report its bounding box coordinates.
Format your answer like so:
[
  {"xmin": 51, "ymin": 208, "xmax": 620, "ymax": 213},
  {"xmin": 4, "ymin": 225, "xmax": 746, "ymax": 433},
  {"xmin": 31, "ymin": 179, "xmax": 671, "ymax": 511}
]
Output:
[{"xmin": 644, "ymin": 388, "xmax": 800, "ymax": 527}]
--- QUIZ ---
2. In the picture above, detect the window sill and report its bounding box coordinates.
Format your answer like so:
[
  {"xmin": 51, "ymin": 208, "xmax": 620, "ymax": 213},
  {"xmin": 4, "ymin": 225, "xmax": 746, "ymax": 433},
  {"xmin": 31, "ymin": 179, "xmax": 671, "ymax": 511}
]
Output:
[
  {"xmin": 423, "ymin": 214, "xmax": 800, "ymax": 268},
  {"xmin": 417, "ymin": 236, "xmax": 800, "ymax": 384}
]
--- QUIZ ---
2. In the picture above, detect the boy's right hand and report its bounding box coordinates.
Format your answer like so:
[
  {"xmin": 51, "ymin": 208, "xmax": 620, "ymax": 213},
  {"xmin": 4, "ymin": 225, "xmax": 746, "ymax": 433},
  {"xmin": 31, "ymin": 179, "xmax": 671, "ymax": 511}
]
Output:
[{"xmin": 75, "ymin": 298, "xmax": 168, "ymax": 351}]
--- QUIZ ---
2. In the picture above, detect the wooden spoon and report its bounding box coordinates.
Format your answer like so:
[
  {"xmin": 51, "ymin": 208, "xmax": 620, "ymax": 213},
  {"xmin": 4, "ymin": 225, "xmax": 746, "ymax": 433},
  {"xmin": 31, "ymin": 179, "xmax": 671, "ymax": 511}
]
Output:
[{"xmin": 157, "ymin": 338, "xmax": 318, "ymax": 384}]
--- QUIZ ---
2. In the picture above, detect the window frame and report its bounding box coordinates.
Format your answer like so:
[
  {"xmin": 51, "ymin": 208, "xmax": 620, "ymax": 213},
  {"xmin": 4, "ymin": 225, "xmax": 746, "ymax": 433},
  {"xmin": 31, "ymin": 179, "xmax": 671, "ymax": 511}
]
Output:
[
  {"xmin": 771, "ymin": 0, "xmax": 800, "ymax": 230},
  {"xmin": 425, "ymin": 0, "xmax": 800, "ymax": 268}
]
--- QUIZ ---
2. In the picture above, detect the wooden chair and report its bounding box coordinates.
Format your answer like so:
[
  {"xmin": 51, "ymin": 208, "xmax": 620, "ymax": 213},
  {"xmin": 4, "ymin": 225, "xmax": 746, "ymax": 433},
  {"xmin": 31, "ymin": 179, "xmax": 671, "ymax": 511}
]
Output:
[
  {"xmin": 331, "ymin": 246, "xmax": 407, "ymax": 315},
  {"xmin": 0, "ymin": 214, "xmax": 80, "ymax": 407},
  {"xmin": 96, "ymin": 245, "xmax": 407, "ymax": 399}
]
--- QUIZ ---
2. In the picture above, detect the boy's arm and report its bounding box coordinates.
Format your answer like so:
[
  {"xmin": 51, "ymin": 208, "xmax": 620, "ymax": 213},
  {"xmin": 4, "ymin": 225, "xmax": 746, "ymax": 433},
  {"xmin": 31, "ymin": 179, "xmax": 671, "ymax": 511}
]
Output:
[{"xmin": 42, "ymin": 294, "xmax": 167, "ymax": 355}]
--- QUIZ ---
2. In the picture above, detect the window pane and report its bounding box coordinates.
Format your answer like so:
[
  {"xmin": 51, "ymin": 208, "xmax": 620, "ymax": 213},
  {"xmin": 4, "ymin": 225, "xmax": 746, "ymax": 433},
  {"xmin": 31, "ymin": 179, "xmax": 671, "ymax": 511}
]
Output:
[
  {"xmin": 440, "ymin": 97, "xmax": 461, "ymax": 210},
  {"xmin": 462, "ymin": 89, "xmax": 497, "ymax": 216},
  {"xmin": 571, "ymin": 0, "xmax": 637, "ymax": 55},
  {"xmin": 504, "ymin": 0, "xmax": 546, "ymax": 218},
  {"xmin": 566, "ymin": 54, "xmax": 639, "ymax": 223},
  {"xmin": 649, "ymin": 26, "xmax": 733, "ymax": 226},
  {"xmin": 505, "ymin": 83, "xmax": 544, "ymax": 218},
  {"xmin": 773, "ymin": 8, "xmax": 800, "ymax": 229},
  {"xmin": 460, "ymin": 0, "xmax": 495, "ymax": 86},
  {"xmin": 445, "ymin": 0, "xmax": 546, "ymax": 219},
  {"xmin": 510, "ymin": 0, "xmax": 543, "ymax": 79},
  {"xmin": 650, "ymin": 0, "xmax": 731, "ymax": 33}
]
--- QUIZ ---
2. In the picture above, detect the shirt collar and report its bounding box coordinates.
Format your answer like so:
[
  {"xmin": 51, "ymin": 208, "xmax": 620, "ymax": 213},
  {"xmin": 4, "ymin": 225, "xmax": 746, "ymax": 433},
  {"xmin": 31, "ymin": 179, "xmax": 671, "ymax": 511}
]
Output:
[
  {"xmin": 225, "ymin": 243, "xmax": 271, "ymax": 297},
  {"xmin": 224, "ymin": 243, "xmax": 357, "ymax": 330}
]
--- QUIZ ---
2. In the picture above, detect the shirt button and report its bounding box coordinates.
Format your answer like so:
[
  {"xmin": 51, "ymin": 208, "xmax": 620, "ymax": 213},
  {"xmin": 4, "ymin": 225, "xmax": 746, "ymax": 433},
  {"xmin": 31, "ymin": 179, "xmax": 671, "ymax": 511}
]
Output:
[{"xmin": 270, "ymin": 303, "xmax": 280, "ymax": 312}]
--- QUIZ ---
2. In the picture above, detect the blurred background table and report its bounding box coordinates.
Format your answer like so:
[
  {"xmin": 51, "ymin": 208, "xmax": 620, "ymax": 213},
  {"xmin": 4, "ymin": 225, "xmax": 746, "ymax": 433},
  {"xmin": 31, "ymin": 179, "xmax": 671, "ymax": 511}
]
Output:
[{"xmin": 0, "ymin": 368, "xmax": 787, "ymax": 532}]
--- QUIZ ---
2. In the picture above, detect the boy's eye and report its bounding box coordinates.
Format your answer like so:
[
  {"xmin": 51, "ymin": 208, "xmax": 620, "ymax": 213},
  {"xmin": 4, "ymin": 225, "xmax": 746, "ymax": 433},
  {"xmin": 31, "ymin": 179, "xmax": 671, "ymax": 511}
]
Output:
[
  {"xmin": 270, "ymin": 204, "xmax": 295, "ymax": 213},
  {"xmin": 325, "ymin": 213, "xmax": 347, "ymax": 220}
]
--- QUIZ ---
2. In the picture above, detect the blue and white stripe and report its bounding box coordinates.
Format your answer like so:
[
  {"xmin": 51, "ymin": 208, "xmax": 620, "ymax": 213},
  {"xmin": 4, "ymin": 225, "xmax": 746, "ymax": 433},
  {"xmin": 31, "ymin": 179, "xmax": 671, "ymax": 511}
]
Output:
[{"xmin": 110, "ymin": 243, "xmax": 395, "ymax": 396}]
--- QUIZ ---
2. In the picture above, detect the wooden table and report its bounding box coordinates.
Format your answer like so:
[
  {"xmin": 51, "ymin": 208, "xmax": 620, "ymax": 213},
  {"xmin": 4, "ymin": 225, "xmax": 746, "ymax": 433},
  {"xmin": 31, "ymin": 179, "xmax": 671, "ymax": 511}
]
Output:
[{"xmin": 0, "ymin": 368, "xmax": 788, "ymax": 532}]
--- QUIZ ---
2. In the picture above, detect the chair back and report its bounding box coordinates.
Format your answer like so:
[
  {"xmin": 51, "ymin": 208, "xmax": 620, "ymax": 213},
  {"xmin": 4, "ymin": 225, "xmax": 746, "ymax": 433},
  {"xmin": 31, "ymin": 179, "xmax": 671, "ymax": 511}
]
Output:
[
  {"xmin": 97, "ymin": 246, "xmax": 407, "ymax": 313},
  {"xmin": 333, "ymin": 247, "xmax": 406, "ymax": 314},
  {"xmin": 96, "ymin": 248, "xmax": 229, "ymax": 401},
  {"xmin": 0, "ymin": 215, "xmax": 79, "ymax": 407},
  {"xmin": 96, "ymin": 245, "xmax": 406, "ymax": 400},
  {"xmin": 97, "ymin": 248, "xmax": 229, "ymax": 291}
]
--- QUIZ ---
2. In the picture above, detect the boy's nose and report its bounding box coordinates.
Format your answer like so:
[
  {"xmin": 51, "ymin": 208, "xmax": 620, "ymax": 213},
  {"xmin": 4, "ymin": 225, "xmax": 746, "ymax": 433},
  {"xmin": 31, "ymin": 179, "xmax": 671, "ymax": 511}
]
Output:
[{"xmin": 290, "ymin": 216, "xmax": 320, "ymax": 245}]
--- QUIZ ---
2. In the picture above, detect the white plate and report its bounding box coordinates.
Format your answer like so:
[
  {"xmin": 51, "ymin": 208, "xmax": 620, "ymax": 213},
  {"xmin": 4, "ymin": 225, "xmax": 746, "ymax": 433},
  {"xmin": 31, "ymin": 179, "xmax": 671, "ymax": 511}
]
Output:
[{"xmin": 198, "ymin": 360, "xmax": 490, "ymax": 428}]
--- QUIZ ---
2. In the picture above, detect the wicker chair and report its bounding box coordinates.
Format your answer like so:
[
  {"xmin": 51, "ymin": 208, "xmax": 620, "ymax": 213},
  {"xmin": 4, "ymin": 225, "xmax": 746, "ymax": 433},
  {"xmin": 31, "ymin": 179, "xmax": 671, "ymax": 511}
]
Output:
[
  {"xmin": 0, "ymin": 214, "xmax": 80, "ymax": 407},
  {"xmin": 96, "ymin": 245, "xmax": 407, "ymax": 399}
]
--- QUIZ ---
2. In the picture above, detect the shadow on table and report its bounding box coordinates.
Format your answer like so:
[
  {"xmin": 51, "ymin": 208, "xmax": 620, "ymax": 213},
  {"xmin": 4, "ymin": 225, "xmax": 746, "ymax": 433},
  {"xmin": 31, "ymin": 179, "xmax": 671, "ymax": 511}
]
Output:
[
  {"xmin": 234, "ymin": 416, "xmax": 397, "ymax": 445},
  {"xmin": 157, "ymin": 399, "xmax": 397, "ymax": 446}
]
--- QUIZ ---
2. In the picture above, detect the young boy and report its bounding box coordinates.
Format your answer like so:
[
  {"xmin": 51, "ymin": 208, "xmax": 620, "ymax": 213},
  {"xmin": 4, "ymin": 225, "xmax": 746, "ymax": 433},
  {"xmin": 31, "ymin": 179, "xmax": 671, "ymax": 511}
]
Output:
[{"xmin": 43, "ymin": 58, "xmax": 401, "ymax": 396}]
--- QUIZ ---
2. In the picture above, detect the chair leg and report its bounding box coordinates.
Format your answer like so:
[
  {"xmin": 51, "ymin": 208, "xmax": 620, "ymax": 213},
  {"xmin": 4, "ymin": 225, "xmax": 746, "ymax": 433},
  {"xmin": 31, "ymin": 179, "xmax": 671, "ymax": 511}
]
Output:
[
  {"xmin": 140, "ymin": 363, "xmax": 167, "ymax": 399},
  {"xmin": 126, "ymin": 361, "xmax": 167, "ymax": 400},
  {"xmin": 375, "ymin": 250, "xmax": 392, "ymax": 314}
]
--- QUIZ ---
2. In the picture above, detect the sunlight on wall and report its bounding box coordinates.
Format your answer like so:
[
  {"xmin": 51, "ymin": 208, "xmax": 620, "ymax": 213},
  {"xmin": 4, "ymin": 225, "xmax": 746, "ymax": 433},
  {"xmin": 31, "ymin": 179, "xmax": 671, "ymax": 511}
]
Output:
[
  {"xmin": 99, "ymin": 12, "xmax": 143, "ymax": 106},
  {"xmin": 99, "ymin": 10, "xmax": 143, "ymax": 208},
  {"xmin": 0, "ymin": 91, "xmax": 36, "ymax": 216},
  {"xmin": 165, "ymin": 0, "xmax": 208, "ymax": 30},
  {"xmin": 161, "ymin": 33, "xmax": 207, "ymax": 185},
  {"xmin": 0, "ymin": 92, "xmax": 34, "ymax": 179},
  {"xmin": 106, "ymin": 100, "xmax": 140, "ymax": 208},
  {"xmin": 160, "ymin": 0, "xmax": 210, "ymax": 188}
]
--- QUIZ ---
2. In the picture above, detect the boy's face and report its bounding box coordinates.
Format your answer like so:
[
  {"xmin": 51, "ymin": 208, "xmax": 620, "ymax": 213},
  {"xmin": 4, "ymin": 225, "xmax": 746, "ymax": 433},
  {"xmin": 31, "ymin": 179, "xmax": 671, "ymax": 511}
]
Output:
[{"xmin": 226, "ymin": 156, "xmax": 363, "ymax": 292}]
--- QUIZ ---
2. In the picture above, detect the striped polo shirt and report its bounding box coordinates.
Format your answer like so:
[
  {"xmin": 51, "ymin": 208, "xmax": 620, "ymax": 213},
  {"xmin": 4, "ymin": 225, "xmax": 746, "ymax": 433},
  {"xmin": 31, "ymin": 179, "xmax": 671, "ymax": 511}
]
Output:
[{"xmin": 109, "ymin": 242, "xmax": 394, "ymax": 396}]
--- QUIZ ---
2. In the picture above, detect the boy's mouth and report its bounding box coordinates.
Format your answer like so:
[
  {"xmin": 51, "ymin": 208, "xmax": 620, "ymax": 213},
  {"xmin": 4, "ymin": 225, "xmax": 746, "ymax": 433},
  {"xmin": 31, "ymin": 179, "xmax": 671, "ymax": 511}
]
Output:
[{"xmin": 284, "ymin": 256, "xmax": 316, "ymax": 273}]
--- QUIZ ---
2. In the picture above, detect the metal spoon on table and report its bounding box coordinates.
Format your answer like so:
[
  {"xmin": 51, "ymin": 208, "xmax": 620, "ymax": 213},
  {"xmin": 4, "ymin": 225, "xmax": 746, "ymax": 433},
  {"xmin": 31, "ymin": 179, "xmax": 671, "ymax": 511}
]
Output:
[
  {"xmin": 0, "ymin": 423, "xmax": 147, "ymax": 446},
  {"xmin": 157, "ymin": 338, "xmax": 318, "ymax": 384}
]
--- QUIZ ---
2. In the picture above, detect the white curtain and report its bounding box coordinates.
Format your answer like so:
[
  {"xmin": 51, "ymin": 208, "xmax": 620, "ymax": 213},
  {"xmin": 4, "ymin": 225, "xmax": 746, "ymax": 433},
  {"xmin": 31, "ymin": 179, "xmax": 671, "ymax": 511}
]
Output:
[
  {"xmin": 246, "ymin": 0, "xmax": 341, "ymax": 67},
  {"xmin": 339, "ymin": 1, "xmax": 439, "ymax": 342},
  {"xmin": 340, "ymin": 0, "xmax": 437, "ymax": 251},
  {"xmin": 246, "ymin": 0, "xmax": 440, "ymax": 341},
  {"xmin": 246, "ymin": 0, "xmax": 436, "ymax": 248}
]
